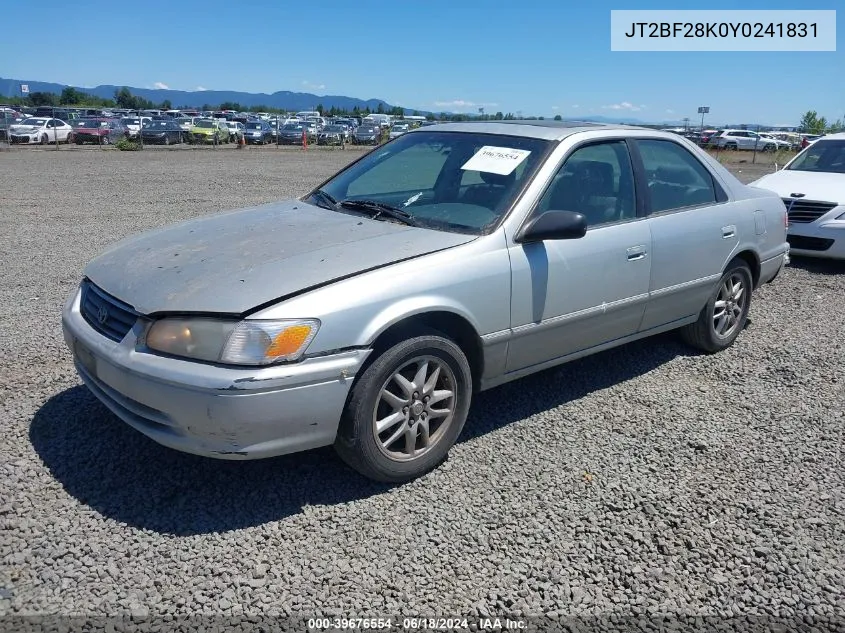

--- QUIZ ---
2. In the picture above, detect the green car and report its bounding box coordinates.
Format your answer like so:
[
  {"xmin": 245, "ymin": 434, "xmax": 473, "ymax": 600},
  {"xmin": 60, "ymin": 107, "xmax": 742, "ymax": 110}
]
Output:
[{"xmin": 188, "ymin": 119, "xmax": 230, "ymax": 144}]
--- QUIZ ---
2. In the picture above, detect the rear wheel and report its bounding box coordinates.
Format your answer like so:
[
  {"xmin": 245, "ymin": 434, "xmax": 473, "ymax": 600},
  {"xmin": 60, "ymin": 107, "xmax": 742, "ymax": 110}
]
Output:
[
  {"xmin": 101, "ymin": 135, "xmax": 110, "ymax": 145},
  {"xmin": 334, "ymin": 331, "xmax": 472, "ymax": 483},
  {"xmin": 763, "ymin": 143, "xmax": 775, "ymax": 152},
  {"xmin": 163, "ymin": 135, "xmax": 170, "ymax": 146},
  {"xmin": 725, "ymin": 142, "xmax": 738, "ymax": 150},
  {"xmin": 680, "ymin": 259, "xmax": 752, "ymax": 353}
]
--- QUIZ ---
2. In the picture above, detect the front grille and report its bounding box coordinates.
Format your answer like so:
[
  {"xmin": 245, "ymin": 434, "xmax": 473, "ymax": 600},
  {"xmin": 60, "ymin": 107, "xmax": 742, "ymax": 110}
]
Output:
[
  {"xmin": 80, "ymin": 280, "xmax": 139, "ymax": 342},
  {"xmin": 786, "ymin": 235, "xmax": 835, "ymax": 251},
  {"xmin": 782, "ymin": 198, "xmax": 838, "ymax": 224}
]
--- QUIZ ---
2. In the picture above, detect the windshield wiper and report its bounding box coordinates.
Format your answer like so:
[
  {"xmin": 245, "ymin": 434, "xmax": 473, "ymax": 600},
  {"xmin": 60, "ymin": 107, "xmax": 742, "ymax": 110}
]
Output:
[
  {"xmin": 338, "ymin": 199, "xmax": 420, "ymax": 227},
  {"xmin": 308, "ymin": 188, "xmax": 338, "ymax": 210}
]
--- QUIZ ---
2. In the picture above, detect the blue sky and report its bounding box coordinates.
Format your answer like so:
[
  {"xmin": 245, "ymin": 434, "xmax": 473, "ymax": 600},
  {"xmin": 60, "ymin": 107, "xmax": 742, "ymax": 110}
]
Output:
[{"xmin": 2, "ymin": 0, "xmax": 842, "ymax": 126}]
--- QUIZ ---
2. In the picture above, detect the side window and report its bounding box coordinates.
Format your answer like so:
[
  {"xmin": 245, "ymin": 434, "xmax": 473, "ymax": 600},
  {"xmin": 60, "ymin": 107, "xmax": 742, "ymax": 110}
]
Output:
[
  {"xmin": 536, "ymin": 141, "xmax": 636, "ymax": 227},
  {"xmin": 637, "ymin": 140, "xmax": 717, "ymax": 213}
]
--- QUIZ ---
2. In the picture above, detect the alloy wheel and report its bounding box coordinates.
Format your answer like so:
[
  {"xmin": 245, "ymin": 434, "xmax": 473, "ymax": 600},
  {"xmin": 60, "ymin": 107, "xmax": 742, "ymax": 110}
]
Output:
[{"xmin": 373, "ymin": 355, "xmax": 456, "ymax": 461}]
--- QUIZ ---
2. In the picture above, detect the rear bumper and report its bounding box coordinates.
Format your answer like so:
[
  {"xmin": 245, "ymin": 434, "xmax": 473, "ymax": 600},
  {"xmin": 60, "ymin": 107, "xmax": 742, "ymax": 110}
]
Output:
[{"xmin": 61, "ymin": 286, "xmax": 371, "ymax": 459}]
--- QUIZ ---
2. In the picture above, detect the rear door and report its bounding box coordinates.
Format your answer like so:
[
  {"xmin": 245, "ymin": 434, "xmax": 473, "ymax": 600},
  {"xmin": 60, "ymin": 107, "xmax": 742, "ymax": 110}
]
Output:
[{"xmin": 633, "ymin": 138, "xmax": 739, "ymax": 331}]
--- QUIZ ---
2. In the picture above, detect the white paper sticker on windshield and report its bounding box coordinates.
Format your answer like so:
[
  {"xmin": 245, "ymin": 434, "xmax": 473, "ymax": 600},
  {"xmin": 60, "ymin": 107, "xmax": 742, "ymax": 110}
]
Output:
[{"xmin": 461, "ymin": 146, "xmax": 531, "ymax": 175}]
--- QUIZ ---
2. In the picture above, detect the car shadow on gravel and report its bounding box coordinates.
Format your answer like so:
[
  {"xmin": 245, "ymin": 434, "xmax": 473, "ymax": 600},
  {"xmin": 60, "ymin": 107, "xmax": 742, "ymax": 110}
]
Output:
[
  {"xmin": 30, "ymin": 332, "xmax": 698, "ymax": 536},
  {"xmin": 461, "ymin": 332, "xmax": 697, "ymax": 442}
]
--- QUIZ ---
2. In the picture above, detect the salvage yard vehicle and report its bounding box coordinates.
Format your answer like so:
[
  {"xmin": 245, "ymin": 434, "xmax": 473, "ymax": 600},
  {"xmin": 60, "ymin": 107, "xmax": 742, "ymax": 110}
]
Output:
[
  {"xmin": 316, "ymin": 124, "xmax": 347, "ymax": 146},
  {"xmin": 751, "ymin": 133, "xmax": 845, "ymax": 259},
  {"xmin": 711, "ymin": 129, "xmax": 781, "ymax": 152},
  {"xmin": 72, "ymin": 118, "xmax": 129, "ymax": 145},
  {"xmin": 353, "ymin": 123, "xmax": 381, "ymax": 145},
  {"xmin": 63, "ymin": 121, "xmax": 789, "ymax": 483},
  {"xmin": 188, "ymin": 118, "xmax": 230, "ymax": 144},
  {"xmin": 9, "ymin": 117, "xmax": 74, "ymax": 144},
  {"xmin": 244, "ymin": 120, "xmax": 273, "ymax": 145},
  {"xmin": 140, "ymin": 119, "xmax": 186, "ymax": 145}
]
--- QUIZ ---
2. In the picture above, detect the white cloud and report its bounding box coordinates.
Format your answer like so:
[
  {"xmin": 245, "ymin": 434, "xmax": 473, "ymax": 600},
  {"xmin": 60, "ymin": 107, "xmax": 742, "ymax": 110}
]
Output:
[
  {"xmin": 195, "ymin": 86, "xmax": 207, "ymax": 91},
  {"xmin": 153, "ymin": 82, "xmax": 169, "ymax": 90},
  {"xmin": 433, "ymin": 99, "xmax": 499, "ymax": 110},
  {"xmin": 602, "ymin": 101, "xmax": 644, "ymax": 112},
  {"xmin": 551, "ymin": 106, "xmax": 560, "ymax": 110},
  {"xmin": 301, "ymin": 80, "xmax": 326, "ymax": 91},
  {"xmin": 666, "ymin": 109, "xmax": 675, "ymax": 114},
  {"xmin": 571, "ymin": 104, "xmax": 580, "ymax": 109}
]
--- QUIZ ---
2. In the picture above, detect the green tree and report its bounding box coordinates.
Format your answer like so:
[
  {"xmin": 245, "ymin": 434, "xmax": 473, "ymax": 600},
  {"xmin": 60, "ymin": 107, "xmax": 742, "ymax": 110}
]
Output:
[
  {"xmin": 114, "ymin": 87, "xmax": 134, "ymax": 109},
  {"xmin": 28, "ymin": 92, "xmax": 58, "ymax": 106},
  {"xmin": 316, "ymin": 104, "xmax": 324, "ymax": 115},
  {"xmin": 376, "ymin": 102, "xmax": 385, "ymax": 114},
  {"xmin": 798, "ymin": 110, "xmax": 827, "ymax": 134},
  {"xmin": 553, "ymin": 114, "xmax": 562, "ymax": 121},
  {"xmin": 827, "ymin": 118, "xmax": 843, "ymax": 133},
  {"xmin": 59, "ymin": 87, "xmax": 81, "ymax": 105}
]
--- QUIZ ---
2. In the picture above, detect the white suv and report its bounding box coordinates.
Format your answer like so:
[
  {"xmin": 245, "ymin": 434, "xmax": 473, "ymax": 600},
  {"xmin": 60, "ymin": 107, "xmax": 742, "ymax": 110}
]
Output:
[{"xmin": 713, "ymin": 129, "xmax": 785, "ymax": 151}]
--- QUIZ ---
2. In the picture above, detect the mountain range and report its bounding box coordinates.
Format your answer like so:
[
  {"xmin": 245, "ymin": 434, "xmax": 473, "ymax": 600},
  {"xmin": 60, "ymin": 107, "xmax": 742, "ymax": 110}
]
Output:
[{"xmin": 0, "ymin": 77, "xmax": 422, "ymax": 114}]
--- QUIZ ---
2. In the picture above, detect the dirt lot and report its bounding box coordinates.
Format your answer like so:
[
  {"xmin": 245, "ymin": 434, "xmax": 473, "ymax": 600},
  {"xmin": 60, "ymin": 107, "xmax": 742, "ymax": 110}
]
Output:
[{"xmin": 1, "ymin": 147, "xmax": 843, "ymax": 629}]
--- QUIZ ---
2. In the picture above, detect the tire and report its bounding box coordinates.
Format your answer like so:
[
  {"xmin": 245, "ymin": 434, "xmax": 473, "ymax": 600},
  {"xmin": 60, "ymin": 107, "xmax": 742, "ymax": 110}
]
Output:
[
  {"xmin": 763, "ymin": 143, "xmax": 775, "ymax": 152},
  {"xmin": 163, "ymin": 135, "xmax": 170, "ymax": 146},
  {"xmin": 40, "ymin": 134, "xmax": 48, "ymax": 145},
  {"xmin": 75, "ymin": 139, "xmax": 83, "ymax": 145},
  {"xmin": 65, "ymin": 133, "xmax": 74, "ymax": 144},
  {"xmin": 725, "ymin": 142, "xmax": 737, "ymax": 151},
  {"xmin": 213, "ymin": 134, "xmax": 219, "ymax": 144},
  {"xmin": 334, "ymin": 330, "xmax": 472, "ymax": 483},
  {"xmin": 102, "ymin": 135, "xmax": 110, "ymax": 145},
  {"xmin": 680, "ymin": 259, "xmax": 752, "ymax": 353}
]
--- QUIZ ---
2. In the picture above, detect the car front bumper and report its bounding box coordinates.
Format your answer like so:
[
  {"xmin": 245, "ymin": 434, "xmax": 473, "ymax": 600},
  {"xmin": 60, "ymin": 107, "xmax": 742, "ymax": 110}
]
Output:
[
  {"xmin": 787, "ymin": 217, "xmax": 845, "ymax": 260},
  {"xmin": 61, "ymin": 286, "xmax": 370, "ymax": 459}
]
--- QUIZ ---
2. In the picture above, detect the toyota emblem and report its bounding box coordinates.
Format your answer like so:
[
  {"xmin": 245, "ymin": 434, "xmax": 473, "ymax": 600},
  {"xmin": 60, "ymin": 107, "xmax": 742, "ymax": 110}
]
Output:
[{"xmin": 96, "ymin": 306, "xmax": 109, "ymax": 325}]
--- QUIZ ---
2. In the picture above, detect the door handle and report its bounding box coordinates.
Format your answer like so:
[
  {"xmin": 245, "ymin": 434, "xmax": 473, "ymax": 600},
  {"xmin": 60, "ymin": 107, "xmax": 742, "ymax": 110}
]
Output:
[
  {"xmin": 626, "ymin": 245, "xmax": 647, "ymax": 261},
  {"xmin": 722, "ymin": 225, "xmax": 736, "ymax": 239}
]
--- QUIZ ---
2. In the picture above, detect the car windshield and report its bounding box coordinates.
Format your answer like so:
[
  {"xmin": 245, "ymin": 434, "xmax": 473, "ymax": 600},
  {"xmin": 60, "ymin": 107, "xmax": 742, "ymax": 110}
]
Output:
[
  {"xmin": 358, "ymin": 127, "xmax": 376, "ymax": 133},
  {"xmin": 283, "ymin": 124, "xmax": 302, "ymax": 131},
  {"xmin": 323, "ymin": 125, "xmax": 343, "ymax": 132},
  {"xmin": 21, "ymin": 118, "xmax": 46, "ymax": 126},
  {"xmin": 194, "ymin": 120, "xmax": 214, "ymax": 128},
  {"xmin": 246, "ymin": 122, "xmax": 264, "ymax": 130},
  {"xmin": 72, "ymin": 119, "xmax": 103, "ymax": 128},
  {"xmin": 787, "ymin": 140, "xmax": 845, "ymax": 174},
  {"xmin": 147, "ymin": 121, "xmax": 170, "ymax": 129},
  {"xmin": 122, "ymin": 118, "xmax": 139, "ymax": 125},
  {"xmin": 311, "ymin": 131, "xmax": 550, "ymax": 235}
]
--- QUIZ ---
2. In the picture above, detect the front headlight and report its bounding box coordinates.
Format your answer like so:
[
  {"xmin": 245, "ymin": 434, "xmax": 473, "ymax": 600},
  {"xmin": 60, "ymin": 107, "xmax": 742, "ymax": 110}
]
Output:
[{"xmin": 144, "ymin": 318, "xmax": 320, "ymax": 365}]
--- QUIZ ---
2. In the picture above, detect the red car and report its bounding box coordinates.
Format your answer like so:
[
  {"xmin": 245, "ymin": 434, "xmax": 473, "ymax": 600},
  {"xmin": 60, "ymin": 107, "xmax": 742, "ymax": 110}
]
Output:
[{"xmin": 72, "ymin": 118, "xmax": 129, "ymax": 145}]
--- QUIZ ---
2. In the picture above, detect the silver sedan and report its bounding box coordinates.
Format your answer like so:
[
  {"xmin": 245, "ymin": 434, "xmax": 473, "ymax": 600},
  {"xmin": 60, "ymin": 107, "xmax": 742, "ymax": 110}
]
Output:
[{"xmin": 63, "ymin": 122, "xmax": 789, "ymax": 482}]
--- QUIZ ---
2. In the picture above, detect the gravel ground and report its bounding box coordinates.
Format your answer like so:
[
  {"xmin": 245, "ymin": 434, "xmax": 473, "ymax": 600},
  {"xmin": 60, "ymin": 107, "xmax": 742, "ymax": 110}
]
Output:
[{"xmin": 1, "ymin": 147, "xmax": 844, "ymax": 631}]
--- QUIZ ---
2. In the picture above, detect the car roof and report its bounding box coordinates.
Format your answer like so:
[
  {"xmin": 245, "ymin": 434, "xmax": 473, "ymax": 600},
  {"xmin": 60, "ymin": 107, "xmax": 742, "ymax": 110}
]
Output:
[
  {"xmin": 816, "ymin": 132, "xmax": 845, "ymax": 140},
  {"xmin": 408, "ymin": 120, "xmax": 652, "ymax": 141}
]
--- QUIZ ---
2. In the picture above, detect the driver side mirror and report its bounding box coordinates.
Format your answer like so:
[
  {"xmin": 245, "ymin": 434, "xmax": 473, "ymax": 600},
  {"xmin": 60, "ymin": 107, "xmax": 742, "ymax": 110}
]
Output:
[{"xmin": 515, "ymin": 210, "xmax": 587, "ymax": 243}]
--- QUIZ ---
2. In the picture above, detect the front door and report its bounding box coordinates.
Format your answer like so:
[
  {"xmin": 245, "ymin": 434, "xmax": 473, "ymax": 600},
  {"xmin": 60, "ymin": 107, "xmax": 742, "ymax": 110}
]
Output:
[{"xmin": 506, "ymin": 140, "xmax": 652, "ymax": 372}]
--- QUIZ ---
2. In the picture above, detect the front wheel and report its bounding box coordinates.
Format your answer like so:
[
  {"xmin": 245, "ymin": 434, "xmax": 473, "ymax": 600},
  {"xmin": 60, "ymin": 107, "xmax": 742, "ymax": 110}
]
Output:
[
  {"xmin": 680, "ymin": 259, "xmax": 752, "ymax": 353},
  {"xmin": 334, "ymin": 331, "xmax": 472, "ymax": 483},
  {"xmin": 101, "ymin": 135, "xmax": 110, "ymax": 145},
  {"xmin": 40, "ymin": 134, "xmax": 48, "ymax": 145}
]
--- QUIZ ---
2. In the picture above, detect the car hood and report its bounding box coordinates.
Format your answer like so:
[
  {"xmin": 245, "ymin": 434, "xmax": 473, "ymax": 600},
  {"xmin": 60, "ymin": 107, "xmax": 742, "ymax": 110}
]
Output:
[
  {"xmin": 84, "ymin": 199, "xmax": 476, "ymax": 315},
  {"xmin": 10, "ymin": 125, "xmax": 39, "ymax": 132},
  {"xmin": 751, "ymin": 170, "xmax": 845, "ymax": 205}
]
